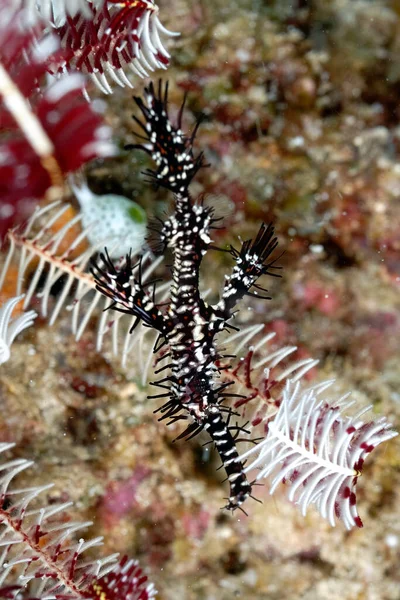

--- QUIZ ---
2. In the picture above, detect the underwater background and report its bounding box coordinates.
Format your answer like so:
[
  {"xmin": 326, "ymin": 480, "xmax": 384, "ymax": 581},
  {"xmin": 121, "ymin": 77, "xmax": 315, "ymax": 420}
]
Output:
[{"xmin": 2, "ymin": 0, "xmax": 400, "ymax": 598}]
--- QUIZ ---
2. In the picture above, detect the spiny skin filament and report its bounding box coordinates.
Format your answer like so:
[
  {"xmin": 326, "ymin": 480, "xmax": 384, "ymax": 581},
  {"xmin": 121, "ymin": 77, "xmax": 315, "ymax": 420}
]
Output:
[{"xmin": 92, "ymin": 81, "xmax": 280, "ymax": 512}]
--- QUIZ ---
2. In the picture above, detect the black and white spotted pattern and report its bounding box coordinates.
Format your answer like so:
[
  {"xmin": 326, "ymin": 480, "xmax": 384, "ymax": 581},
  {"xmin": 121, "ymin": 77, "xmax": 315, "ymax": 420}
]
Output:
[
  {"xmin": 126, "ymin": 81, "xmax": 205, "ymax": 194},
  {"xmin": 204, "ymin": 405, "xmax": 252, "ymax": 510},
  {"xmin": 92, "ymin": 81, "xmax": 281, "ymax": 512}
]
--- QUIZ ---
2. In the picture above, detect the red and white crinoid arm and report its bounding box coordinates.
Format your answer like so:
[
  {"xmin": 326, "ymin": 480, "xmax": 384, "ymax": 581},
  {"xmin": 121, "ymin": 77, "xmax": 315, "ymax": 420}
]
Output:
[
  {"xmin": 56, "ymin": 1, "xmax": 180, "ymax": 94},
  {"xmin": 240, "ymin": 379, "xmax": 397, "ymax": 529}
]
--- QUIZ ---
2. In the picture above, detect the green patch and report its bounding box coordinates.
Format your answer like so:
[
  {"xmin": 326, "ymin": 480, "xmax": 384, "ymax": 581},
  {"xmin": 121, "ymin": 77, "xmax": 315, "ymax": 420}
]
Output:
[{"xmin": 128, "ymin": 204, "xmax": 147, "ymax": 224}]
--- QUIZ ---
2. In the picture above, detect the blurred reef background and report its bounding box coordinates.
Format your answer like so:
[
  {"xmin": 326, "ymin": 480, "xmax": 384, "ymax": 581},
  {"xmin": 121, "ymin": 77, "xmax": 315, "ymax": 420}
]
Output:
[{"xmin": 2, "ymin": 0, "xmax": 400, "ymax": 598}]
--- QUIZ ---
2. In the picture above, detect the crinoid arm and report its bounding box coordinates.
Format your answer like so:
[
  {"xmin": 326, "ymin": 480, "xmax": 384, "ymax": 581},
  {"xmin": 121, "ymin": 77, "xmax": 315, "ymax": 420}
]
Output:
[
  {"xmin": 239, "ymin": 379, "xmax": 398, "ymax": 529},
  {"xmin": 0, "ymin": 201, "xmax": 165, "ymax": 372},
  {"xmin": 0, "ymin": 295, "xmax": 37, "ymax": 365},
  {"xmin": 0, "ymin": 443, "xmax": 156, "ymax": 600},
  {"xmin": 218, "ymin": 323, "xmax": 319, "ymax": 427},
  {"xmin": 54, "ymin": 1, "xmax": 180, "ymax": 94},
  {"xmin": 0, "ymin": 3, "xmax": 115, "ymax": 229}
]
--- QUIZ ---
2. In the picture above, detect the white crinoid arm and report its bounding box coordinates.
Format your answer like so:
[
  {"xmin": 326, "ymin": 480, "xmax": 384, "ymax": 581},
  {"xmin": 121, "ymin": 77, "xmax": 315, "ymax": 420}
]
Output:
[
  {"xmin": 141, "ymin": 0, "xmax": 180, "ymax": 70},
  {"xmin": 240, "ymin": 379, "xmax": 398, "ymax": 529},
  {"xmin": 0, "ymin": 201, "xmax": 166, "ymax": 375},
  {"xmin": 0, "ymin": 295, "xmax": 37, "ymax": 365},
  {"xmin": 0, "ymin": 443, "xmax": 157, "ymax": 599}
]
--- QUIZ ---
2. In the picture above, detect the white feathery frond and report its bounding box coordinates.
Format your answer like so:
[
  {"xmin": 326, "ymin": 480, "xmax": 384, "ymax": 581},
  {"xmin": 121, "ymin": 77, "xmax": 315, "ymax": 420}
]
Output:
[
  {"xmin": 223, "ymin": 324, "xmax": 318, "ymax": 384},
  {"xmin": 54, "ymin": 0, "xmax": 180, "ymax": 95},
  {"xmin": 0, "ymin": 201, "xmax": 165, "ymax": 374},
  {"xmin": 0, "ymin": 443, "xmax": 114, "ymax": 597},
  {"xmin": 220, "ymin": 324, "xmax": 319, "ymax": 428},
  {"xmin": 240, "ymin": 379, "xmax": 398, "ymax": 529},
  {"xmin": 93, "ymin": 2, "xmax": 180, "ymax": 93},
  {"xmin": 0, "ymin": 445, "xmax": 155, "ymax": 600},
  {"xmin": 0, "ymin": 295, "xmax": 37, "ymax": 364},
  {"xmin": 223, "ymin": 323, "xmax": 265, "ymax": 354}
]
